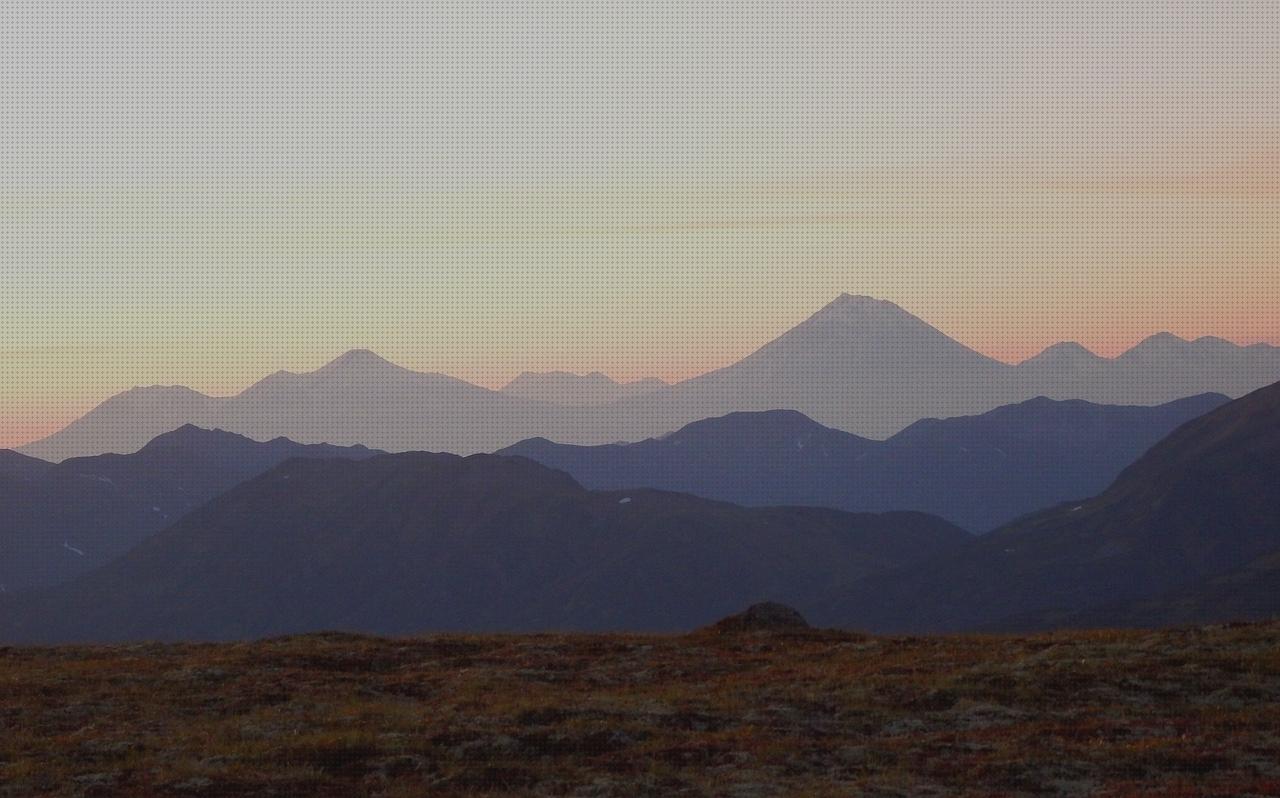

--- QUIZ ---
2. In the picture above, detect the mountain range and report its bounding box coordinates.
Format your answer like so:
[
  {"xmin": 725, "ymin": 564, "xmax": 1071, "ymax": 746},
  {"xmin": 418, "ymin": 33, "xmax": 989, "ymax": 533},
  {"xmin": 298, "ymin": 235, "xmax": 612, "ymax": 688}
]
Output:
[
  {"xmin": 502, "ymin": 393, "xmax": 1228, "ymax": 531},
  {"xmin": 817, "ymin": 379, "xmax": 1280, "ymax": 632},
  {"xmin": 2, "ymin": 380, "xmax": 1277, "ymax": 642},
  {"xmin": 0, "ymin": 390, "xmax": 1221, "ymax": 596},
  {"xmin": 18, "ymin": 295, "xmax": 1280, "ymax": 461},
  {"xmin": 0, "ymin": 453, "xmax": 967, "ymax": 643},
  {"xmin": 0, "ymin": 427, "xmax": 379, "ymax": 591}
]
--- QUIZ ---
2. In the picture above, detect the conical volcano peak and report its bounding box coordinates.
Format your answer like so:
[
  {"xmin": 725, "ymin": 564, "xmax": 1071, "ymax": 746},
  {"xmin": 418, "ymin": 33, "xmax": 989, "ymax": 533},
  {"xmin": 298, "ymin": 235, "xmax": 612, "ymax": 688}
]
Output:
[
  {"xmin": 805, "ymin": 294, "xmax": 936, "ymax": 331},
  {"xmin": 787, "ymin": 293, "xmax": 973, "ymax": 344},
  {"xmin": 721, "ymin": 294, "xmax": 1008, "ymax": 391},
  {"xmin": 821, "ymin": 293, "xmax": 911, "ymax": 315},
  {"xmin": 316, "ymin": 349, "xmax": 402, "ymax": 374}
]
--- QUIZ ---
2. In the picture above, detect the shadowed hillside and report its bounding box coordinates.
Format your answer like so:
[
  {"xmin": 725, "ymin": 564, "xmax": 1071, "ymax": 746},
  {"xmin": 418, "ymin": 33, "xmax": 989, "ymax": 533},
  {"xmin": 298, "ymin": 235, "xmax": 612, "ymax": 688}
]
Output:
[
  {"xmin": 0, "ymin": 427, "xmax": 380, "ymax": 591},
  {"xmin": 0, "ymin": 452, "xmax": 965, "ymax": 643}
]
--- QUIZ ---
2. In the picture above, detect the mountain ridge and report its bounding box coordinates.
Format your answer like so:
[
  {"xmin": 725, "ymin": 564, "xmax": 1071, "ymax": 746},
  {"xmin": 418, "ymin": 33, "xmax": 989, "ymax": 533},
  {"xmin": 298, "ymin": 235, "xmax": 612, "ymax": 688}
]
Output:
[{"xmin": 503, "ymin": 393, "xmax": 1229, "ymax": 532}]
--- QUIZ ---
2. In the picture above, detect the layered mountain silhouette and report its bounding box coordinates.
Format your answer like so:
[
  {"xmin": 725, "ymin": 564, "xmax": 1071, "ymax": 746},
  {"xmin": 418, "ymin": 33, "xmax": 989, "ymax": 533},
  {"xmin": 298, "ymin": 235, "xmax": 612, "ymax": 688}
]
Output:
[
  {"xmin": 503, "ymin": 393, "xmax": 1228, "ymax": 532},
  {"xmin": 818, "ymin": 380, "xmax": 1280, "ymax": 632},
  {"xmin": 19, "ymin": 295, "xmax": 1280, "ymax": 461},
  {"xmin": 500, "ymin": 371, "xmax": 668, "ymax": 405},
  {"xmin": 0, "ymin": 427, "xmax": 379, "ymax": 591},
  {"xmin": 0, "ymin": 452, "xmax": 968, "ymax": 643}
]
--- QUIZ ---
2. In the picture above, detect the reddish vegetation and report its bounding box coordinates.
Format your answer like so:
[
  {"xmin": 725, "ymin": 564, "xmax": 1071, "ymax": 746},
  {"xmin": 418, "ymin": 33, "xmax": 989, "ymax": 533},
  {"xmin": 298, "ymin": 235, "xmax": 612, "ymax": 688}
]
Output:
[{"xmin": 2, "ymin": 622, "xmax": 1278, "ymax": 796}]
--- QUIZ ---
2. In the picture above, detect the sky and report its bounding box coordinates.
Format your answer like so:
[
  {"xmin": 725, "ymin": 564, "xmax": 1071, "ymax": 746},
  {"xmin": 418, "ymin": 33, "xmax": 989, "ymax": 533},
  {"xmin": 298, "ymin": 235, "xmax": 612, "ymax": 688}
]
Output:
[{"xmin": 2, "ymin": 1, "xmax": 1278, "ymax": 447}]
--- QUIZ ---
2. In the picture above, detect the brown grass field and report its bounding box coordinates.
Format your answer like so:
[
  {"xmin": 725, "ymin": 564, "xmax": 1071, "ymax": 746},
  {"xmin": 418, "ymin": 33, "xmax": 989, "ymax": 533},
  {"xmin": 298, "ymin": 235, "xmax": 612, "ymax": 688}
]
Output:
[{"xmin": 2, "ymin": 622, "xmax": 1279, "ymax": 796}]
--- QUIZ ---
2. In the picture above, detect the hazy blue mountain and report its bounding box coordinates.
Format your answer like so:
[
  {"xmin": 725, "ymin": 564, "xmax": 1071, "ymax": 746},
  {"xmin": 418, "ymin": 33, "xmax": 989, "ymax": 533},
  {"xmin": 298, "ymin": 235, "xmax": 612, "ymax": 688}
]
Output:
[
  {"xmin": 818, "ymin": 380, "xmax": 1280, "ymax": 632},
  {"xmin": 0, "ymin": 452, "xmax": 967, "ymax": 643},
  {"xmin": 500, "ymin": 371, "xmax": 668, "ymax": 405},
  {"xmin": 0, "ymin": 426, "xmax": 380, "ymax": 591},
  {"xmin": 19, "ymin": 296, "xmax": 1280, "ymax": 461},
  {"xmin": 503, "ymin": 393, "xmax": 1229, "ymax": 531}
]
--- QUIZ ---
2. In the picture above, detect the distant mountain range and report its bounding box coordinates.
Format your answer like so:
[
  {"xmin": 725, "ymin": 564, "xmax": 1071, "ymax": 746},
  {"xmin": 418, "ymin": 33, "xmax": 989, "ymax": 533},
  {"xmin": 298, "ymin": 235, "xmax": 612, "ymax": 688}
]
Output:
[
  {"xmin": 500, "ymin": 371, "xmax": 668, "ymax": 405},
  {"xmin": 503, "ymin": 393, "xmax": 1228, "ymax": 532},
  {"xmin": 16, "ymin": 349, "xmax": 572, "ymax": 463},
  {"xmin": 0, "ymin": 453, "xmax": 967, "ymax": 643},
  {"xmin": 19, "ymin": 295, "xmax": 1280, "ymax": 461},
  {"xmin": 0, "ymin": 427, "xmax": 379, "ymax": 591},
  {"xmin": 818, "ymin": 379, "xmax": 1280, "ymax": 632}
]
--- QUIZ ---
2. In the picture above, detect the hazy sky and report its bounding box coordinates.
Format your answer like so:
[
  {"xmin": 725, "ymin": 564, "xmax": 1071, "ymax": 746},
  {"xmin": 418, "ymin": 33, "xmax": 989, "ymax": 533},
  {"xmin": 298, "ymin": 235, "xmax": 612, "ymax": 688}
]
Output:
[{"xmin": 2, "ymin": 2, "xmax": 1278, "ymax": 446}]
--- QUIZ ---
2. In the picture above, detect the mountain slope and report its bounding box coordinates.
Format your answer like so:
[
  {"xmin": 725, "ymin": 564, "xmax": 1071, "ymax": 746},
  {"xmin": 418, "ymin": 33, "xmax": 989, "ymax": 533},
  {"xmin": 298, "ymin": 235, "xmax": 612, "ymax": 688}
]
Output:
[
  {"xmin": 0, "ymin": 452, "xmax": 968, "ymax": 643},
  {"xmin": 0, "ymin": 427, "xmax": 380, "ymax": 591},
  {"xmin": 503, "ymin": 393, "xmax": 1229, "ymax": 531},
  {"xmin": 819, "ymin": 380, "xmax": 1280, "ymax": 632}
]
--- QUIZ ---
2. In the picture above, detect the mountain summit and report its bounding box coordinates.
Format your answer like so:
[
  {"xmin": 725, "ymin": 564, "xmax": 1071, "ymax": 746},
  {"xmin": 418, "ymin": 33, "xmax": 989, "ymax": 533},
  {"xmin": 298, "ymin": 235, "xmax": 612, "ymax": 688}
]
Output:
[{"xmin": 767, "ymin": 294, "xmax": 994, "ymax": 360}]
